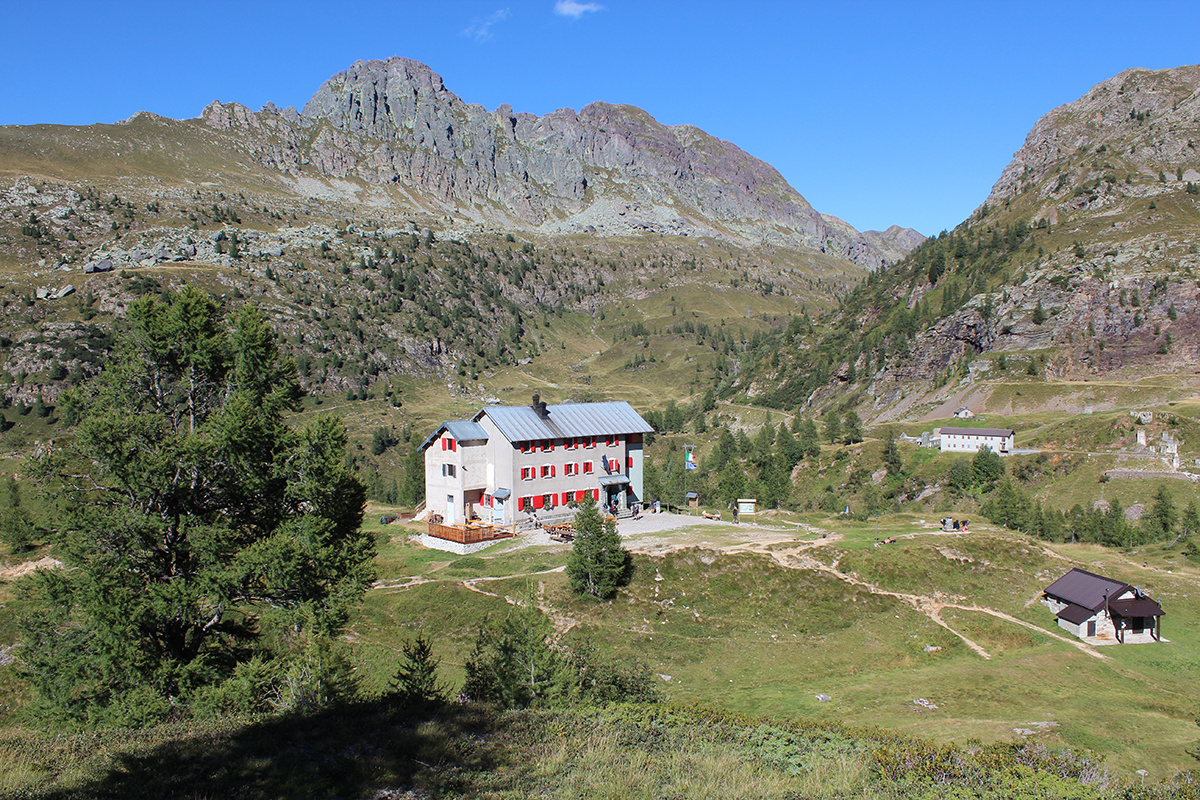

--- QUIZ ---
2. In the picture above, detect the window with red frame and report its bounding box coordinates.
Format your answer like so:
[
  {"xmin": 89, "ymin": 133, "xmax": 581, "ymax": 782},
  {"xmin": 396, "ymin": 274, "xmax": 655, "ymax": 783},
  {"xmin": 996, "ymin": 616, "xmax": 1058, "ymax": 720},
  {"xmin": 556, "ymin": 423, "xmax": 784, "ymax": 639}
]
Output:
[{"xmin": 583, "ymin": 461, "xmax": 594, "ymax": 474}]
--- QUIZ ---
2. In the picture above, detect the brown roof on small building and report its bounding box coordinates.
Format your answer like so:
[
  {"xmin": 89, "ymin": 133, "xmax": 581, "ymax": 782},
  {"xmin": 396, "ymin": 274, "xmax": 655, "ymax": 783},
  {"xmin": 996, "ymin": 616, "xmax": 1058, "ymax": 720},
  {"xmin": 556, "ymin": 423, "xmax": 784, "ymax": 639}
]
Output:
[
  {"xmin": 1109, "ymin": 597, "xmax": 1165, "ymax": 618},
  {"xmin": 1056, "ymin": 603, "xmax": 1096, "ymax": 625},
  {"xmin": 1044, "ymin": 568, "xmax": 1131, "ymax": 612}
]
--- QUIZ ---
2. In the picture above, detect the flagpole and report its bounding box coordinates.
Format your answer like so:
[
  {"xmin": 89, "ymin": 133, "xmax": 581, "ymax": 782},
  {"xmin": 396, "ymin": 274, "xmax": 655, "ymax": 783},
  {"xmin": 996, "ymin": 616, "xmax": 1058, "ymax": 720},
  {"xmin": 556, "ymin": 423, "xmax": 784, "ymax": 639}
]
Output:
[{"xmin": 683, "ymin": 444, "xmax": 695, "ymax": 515}]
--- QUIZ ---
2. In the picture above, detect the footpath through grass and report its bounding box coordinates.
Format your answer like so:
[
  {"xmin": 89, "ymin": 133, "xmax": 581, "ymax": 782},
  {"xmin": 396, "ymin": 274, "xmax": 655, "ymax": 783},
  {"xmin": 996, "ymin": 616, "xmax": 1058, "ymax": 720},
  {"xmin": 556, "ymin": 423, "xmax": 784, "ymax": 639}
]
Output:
[{"xmin": 348, "ymin": 514, "xmax": 1200, "ymax": 780}]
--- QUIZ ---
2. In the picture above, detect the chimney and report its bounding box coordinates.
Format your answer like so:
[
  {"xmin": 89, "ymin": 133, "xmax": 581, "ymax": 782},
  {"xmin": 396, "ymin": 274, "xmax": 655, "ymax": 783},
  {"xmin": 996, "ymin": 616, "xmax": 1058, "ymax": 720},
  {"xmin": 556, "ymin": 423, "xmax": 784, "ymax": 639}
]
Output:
[{"xmin": 531, "ymin": 393, "xmax": 549, "ymax": 418}]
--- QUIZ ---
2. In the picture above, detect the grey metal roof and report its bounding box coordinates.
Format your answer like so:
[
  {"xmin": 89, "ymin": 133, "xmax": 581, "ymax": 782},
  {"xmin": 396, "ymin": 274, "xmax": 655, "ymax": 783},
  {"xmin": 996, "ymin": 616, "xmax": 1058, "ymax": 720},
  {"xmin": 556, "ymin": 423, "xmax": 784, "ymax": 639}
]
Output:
[
  {"xmin": 418, "ymin": 419, "xmax": 489, "ymax": 451},
  {"xmin": 940, "ymin": 427, "xmax": 1015, "ymax": 437},
  {"xmin": 475, "ymin": 401, "xmax": 653, "ymax": 443},
  {"xmin": 1044, "ymin": 568, "xmax": 1131, "ymax": 612},
  {"xmin": 492, "ymin": 487, "xmax": 511, "ymax": 500},
  {"xmin": 597, "ymin": 475, "xmax": 631, "ymax": 486}
]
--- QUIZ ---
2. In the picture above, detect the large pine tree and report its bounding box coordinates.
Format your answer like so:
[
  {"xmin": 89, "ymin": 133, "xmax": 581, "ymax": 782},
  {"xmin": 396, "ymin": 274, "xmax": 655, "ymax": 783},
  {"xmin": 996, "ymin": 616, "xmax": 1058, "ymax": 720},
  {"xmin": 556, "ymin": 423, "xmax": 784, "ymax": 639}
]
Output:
[{"xmin": 23, "ymin": 288, "xmax": 374, "ymax": 726}]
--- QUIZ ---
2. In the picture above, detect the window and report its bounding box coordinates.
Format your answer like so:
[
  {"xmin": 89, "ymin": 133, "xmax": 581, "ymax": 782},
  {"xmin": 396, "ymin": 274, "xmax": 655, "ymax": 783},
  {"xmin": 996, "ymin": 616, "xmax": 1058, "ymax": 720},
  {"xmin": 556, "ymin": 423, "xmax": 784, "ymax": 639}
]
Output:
[
  {"xmin": 543, "ymin": 493, "xmax": 556, "ymax": 508},
  {"xmin": 583, "ymin": 461, "xmax": 594, "ymax": 474},
  {"xmin": 521, "ymin": 466, "xmax": 533, "ymax": 481},
  {"xmin": 520, "ymin": 441, "xmax": 530, "ymax": 454},
  {"xmin": 540, "ymin": 440, "xmax": 555, "ymax": 452},
  {"xmin": 565, "ymin": 463, "xmax": 575, "ymax": 476},
  {"xmin": 520, "ymin": 496, "xmax": 533, "ymax": 511},
  {"xmin": 605, "ymin": 435, "xmax": 615, "ymax": 447},
  {"xmin": 447, "ymin": 438, "xmax": 456, "ymax": 452},
  {"xmin": 442, "ymin": 464, "xmax": 456, "ymax": 478},
  {"xmin": 585, "ymin": 436, "xmax": 596, "ymax": 449},
  {"xmin": 541, "ymin": 464, "xmax": 556, "ymax": 478}
]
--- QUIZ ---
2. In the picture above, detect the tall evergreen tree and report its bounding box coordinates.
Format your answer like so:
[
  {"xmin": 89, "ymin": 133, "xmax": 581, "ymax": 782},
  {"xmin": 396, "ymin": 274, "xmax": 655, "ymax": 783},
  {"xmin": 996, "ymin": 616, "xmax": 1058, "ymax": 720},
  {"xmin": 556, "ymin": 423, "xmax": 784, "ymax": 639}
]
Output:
[
  {"xmin": 566, "ymin": 500, "xmax": 633, "ymax": 600},
  {"xmin": 842, "ymin": 411, "xmax": 863, "ymax": 445},
  {"xmin": 881, "ymin": 430, "xmax": 904, "ymax": 476},
  {"xmin": 823, "ymin": 412, "xmax": 842, "ymax": 445},
  {"xmin": 22, "ymin": 289, "xmax": 373, "ymax": 727},
  {"xmin": 799, "ymin": 418, "xmax": 821, "ymax": 459}
]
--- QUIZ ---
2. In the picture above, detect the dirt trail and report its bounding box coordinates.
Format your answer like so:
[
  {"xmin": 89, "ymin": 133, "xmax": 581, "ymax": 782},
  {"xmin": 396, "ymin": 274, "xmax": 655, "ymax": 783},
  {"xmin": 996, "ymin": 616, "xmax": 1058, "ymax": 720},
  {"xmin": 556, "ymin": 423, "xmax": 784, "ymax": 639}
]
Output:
[
  {"xmin": 372, "ymin": 520, "xmax": 1109, "ymax": 661},
  {"xmin": 725, "ymin": 539, "xmax": 1108, "ymax": 662}
]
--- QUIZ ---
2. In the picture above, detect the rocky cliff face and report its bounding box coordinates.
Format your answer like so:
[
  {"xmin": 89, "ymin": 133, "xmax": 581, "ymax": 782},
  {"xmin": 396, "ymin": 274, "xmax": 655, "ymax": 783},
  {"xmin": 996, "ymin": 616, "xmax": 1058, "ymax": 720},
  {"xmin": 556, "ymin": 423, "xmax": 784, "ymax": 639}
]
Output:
[
  {"xmin": 201, "ymin": 57, "xmax": 921, "ymax": 267},
  {"xmin": 981, "ymin": 63, "xmax": 1200, "ymax": 215}
]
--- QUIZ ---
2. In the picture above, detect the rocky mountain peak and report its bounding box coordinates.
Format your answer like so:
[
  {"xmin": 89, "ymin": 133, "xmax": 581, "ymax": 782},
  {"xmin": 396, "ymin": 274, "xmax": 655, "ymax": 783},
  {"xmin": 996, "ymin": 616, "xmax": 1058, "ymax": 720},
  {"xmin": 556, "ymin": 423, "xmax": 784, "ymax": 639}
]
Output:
[
  {"xmin": 197, "ymin": 56, "xmax": 919, "ymax": 267},
  {"xmin": 982, "ymin": 62, "xmax": 1200, "ymax": 214}
]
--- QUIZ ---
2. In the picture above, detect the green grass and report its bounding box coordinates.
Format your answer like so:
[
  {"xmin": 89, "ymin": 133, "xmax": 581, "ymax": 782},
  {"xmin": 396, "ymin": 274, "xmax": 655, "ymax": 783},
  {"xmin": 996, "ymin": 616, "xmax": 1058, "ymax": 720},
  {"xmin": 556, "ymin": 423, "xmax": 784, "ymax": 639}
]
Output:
[{"xmin": 337, "ymin": 523, "xmax": 1200, "ymax": 779}]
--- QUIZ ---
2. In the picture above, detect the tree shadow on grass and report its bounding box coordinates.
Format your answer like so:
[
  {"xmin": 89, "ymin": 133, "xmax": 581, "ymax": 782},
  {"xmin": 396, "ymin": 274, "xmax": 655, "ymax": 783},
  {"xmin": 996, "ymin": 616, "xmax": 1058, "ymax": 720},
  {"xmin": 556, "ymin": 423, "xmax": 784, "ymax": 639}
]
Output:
[{"xmin": 22, "ymin": 701, "xmax": 503, "ymax": 800}]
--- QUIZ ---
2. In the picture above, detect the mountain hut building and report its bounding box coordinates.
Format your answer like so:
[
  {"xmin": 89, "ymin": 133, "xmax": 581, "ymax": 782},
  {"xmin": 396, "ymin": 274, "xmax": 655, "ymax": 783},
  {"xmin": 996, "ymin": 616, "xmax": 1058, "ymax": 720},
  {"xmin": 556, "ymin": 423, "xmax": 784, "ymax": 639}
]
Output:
[
  {"xmin": 420, "ymin": 395, "xmax": 653, "ymax": 551},
  {"xmin": 1042, "ymin": 568, "xmax": 1164, "ymax": 644}
]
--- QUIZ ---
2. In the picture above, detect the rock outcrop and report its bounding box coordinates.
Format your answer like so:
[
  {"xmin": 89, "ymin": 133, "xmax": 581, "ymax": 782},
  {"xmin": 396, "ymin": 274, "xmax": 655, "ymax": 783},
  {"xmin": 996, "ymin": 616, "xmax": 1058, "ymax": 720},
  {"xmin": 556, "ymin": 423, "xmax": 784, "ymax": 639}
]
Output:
[{"xmin": 202, "ymin": 57, "xmax": 920, "ymax": 267}]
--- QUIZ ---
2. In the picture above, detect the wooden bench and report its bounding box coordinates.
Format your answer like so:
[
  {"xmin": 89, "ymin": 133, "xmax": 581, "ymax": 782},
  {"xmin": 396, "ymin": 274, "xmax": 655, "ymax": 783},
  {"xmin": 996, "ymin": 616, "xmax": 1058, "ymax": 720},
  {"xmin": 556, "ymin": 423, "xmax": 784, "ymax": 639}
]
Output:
[{"xmin": 546, "ymin": 522, "xmax": 575, "ymax": 542}]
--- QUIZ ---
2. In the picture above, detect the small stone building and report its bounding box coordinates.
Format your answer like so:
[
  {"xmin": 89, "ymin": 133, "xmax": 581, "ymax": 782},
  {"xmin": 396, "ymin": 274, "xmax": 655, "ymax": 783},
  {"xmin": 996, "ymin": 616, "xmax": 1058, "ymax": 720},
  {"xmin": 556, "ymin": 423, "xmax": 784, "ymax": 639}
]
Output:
[{"xmin": 1042, "ymin": 568, "xmax": 1164, "ymax": 644}]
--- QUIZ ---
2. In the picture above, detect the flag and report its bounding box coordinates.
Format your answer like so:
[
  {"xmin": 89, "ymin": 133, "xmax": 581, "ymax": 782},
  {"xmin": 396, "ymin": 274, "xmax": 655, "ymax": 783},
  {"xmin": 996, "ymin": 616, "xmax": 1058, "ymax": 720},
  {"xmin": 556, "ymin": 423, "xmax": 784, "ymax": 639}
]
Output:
[
  {"xmin": 601, "ymin": 454, "xmax": 609, "ymax": 471},
  {"xmin": 685, "ymin": 450, "xmax": 696, "ymax": 470}
]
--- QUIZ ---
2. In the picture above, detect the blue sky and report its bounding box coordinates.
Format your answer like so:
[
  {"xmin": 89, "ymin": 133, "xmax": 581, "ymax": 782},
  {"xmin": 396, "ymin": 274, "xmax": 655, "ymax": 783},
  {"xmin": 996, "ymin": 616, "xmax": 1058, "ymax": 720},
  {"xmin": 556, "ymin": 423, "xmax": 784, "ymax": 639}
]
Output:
[{"xmin": 3, "ymin": 1, "xmax": 1198, "ymax": 236}]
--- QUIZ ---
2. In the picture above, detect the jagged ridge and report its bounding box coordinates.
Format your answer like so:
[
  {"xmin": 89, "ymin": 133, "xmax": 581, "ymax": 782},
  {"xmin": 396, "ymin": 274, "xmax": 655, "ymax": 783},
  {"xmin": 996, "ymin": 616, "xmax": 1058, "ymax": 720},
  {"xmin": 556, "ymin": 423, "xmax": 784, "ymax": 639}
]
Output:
[{"xmin": 201, "ymin": 57, "xmax": 921, "ymax": 267}]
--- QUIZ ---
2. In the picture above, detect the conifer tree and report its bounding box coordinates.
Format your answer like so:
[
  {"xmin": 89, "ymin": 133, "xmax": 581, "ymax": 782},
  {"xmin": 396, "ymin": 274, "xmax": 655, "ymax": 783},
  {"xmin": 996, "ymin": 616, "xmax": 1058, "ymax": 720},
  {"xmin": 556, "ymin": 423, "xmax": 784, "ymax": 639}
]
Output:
[
  {"xmin": 22, "ymin": 288, "xmax": 373, "ymax": 727},
  {"xmin": 390, "ymin": 633, "xmax": 449, "ymax": 710},
  {"xmin": 566, "ymin": 500, "xmax": 633, "ymax": 600}
]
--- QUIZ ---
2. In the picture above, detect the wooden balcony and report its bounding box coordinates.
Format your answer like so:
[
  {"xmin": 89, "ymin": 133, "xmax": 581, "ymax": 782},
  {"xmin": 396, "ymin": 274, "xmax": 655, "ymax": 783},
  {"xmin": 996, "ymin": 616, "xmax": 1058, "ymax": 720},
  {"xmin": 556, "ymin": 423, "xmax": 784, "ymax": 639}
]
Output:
[{"xmin": 426, "ymin": 521, "xmax": 516, "ymax": 545}]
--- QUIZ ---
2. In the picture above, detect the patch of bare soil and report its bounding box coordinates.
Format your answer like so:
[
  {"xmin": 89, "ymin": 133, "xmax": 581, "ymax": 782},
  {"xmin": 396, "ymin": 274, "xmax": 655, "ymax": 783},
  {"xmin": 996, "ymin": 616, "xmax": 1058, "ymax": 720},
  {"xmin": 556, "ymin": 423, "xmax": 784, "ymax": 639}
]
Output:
[{"xmin": 0, "ymin": 556, "xmax": 62, "ymax": 579}]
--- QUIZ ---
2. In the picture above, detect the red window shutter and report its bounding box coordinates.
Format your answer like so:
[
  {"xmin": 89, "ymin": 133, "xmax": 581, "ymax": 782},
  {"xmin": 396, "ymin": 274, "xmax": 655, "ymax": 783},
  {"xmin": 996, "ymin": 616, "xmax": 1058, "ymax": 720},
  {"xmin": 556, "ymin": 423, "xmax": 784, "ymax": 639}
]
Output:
[
  {"xmin": 627, "ymin": 456, "xmax": 633, "ymax": 468},
  {"xmin": 577, "ymin": 490, "xmax": 586, "ymax": 503},
  {"xmin": 627, "ymin": 486, "xmax": 634, "ymax": 496},
  {"xmin": 550, "ymin": 493, "xmax": 558, "ymax": 507},
  {"xmin": 551, "ymin": 465, "xmax": 556, "ymax": 477},
  {"xmin": 450, "ymin": 439, "xmax": 457, "ymax": 451},
  {"xmin": 441, "ymin": 438, "xmax": 446, "ymax": 450},
  {"xmin": 533, "ymin": 495, "xmax": 544, "ymax": 509}
]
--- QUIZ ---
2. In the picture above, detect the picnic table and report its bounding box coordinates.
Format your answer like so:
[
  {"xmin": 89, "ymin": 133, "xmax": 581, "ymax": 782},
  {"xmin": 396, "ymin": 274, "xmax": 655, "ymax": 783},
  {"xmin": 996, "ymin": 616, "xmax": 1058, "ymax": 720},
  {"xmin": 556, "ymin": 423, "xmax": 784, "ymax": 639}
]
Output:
[{"xmin": 546, "ymin": 522, "xmax": 575, "ymax": 542}]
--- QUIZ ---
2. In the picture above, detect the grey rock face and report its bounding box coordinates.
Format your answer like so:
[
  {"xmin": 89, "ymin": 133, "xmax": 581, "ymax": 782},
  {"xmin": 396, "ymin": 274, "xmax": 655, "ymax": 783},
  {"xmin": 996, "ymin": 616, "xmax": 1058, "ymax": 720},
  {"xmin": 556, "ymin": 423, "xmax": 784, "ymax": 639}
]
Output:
[
  {"xmin": 982, "ymin": 63, "xmax": 1200, "ymax": 213},
  {"xmin": 202, "ymin": 57, "xmax": 916, "ymax": 267}
]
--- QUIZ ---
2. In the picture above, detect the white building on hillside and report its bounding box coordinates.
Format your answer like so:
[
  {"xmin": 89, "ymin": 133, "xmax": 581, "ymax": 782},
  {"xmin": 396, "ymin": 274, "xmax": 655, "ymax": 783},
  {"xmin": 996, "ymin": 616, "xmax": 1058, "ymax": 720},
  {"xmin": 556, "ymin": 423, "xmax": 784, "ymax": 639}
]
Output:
[
  {"xmin": 421, "ymin": 395, "xmax": 654, "ymax": 526},
  {"xmin": 939, "ymin": 427, "xmax": 1014, "ymax": 455}
]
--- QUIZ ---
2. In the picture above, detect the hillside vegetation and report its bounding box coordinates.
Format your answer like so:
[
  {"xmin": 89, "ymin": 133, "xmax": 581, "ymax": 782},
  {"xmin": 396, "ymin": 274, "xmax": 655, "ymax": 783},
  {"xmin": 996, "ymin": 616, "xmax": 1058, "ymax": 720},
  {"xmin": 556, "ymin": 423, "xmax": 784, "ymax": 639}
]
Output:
[{"xmin": 3, "ymin": 58, "xmax": 1200, "ymax": 798}]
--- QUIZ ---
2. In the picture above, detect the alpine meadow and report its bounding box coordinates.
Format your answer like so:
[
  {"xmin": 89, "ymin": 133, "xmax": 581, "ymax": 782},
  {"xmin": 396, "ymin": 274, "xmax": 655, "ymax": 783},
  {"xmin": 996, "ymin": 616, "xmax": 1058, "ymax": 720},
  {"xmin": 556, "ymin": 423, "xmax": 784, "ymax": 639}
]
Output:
[{"xmin": 5, "ymin": 40, "xmax": 1200, "ymax": 799}]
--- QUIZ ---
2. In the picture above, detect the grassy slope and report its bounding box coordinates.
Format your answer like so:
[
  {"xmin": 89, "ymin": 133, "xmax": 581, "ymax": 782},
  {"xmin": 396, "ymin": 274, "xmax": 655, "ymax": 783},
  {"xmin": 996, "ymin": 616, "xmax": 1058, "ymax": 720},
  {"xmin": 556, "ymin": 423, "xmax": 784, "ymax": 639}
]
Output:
[{"xmin": 339, "ymin": 514, "xmax": 1200, "ymax": 780}]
